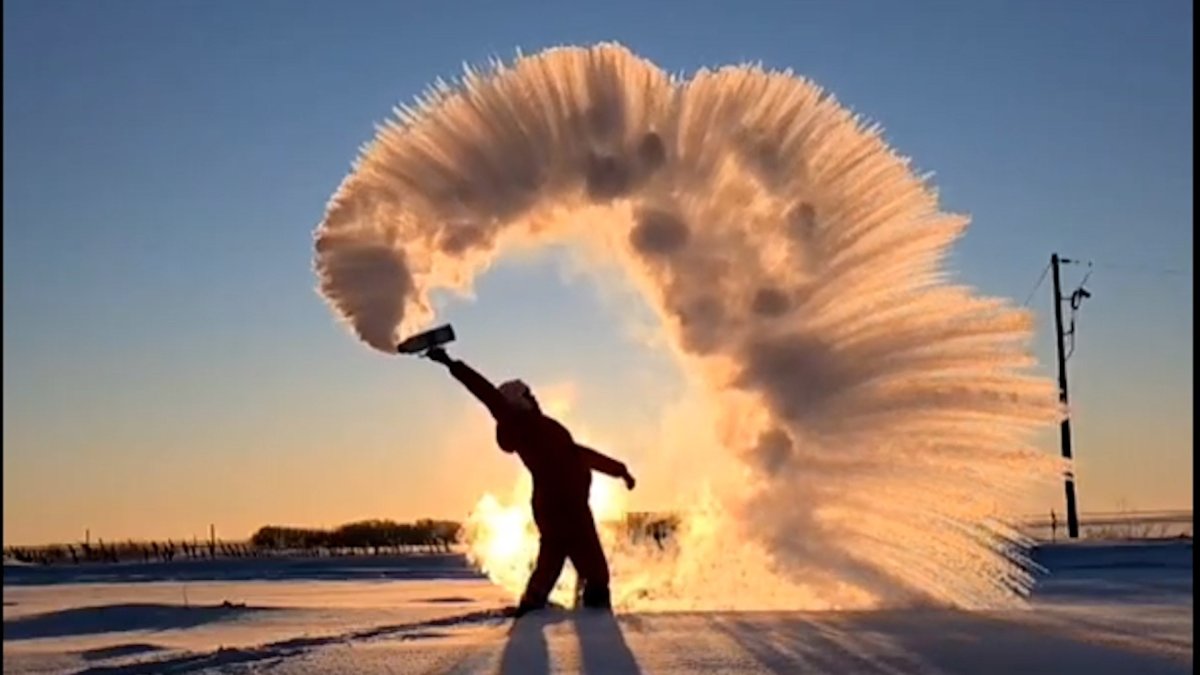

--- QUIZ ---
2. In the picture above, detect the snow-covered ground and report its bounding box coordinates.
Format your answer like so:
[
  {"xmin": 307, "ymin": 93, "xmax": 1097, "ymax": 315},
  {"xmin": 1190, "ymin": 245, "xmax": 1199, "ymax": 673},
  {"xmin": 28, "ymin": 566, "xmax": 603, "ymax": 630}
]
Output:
[{"xmin": 3, "ymin": 541, "xmax": 1191, "ymax": 674}]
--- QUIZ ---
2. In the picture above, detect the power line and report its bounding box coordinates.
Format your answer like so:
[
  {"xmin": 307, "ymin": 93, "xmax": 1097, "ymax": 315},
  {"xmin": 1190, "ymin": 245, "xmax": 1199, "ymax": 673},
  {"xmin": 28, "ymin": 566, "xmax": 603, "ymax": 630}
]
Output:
[
  {"xmin": 1090, "ymin": 261, "xmax": 1190, "ymax": 277},
  {"xmin": 1021, "ymin": 258, "xmax": 1184, "ymax": 308},
  {"xmin": 1021, "ymin": 262, "xmax": 1052, "ymax": 307}
]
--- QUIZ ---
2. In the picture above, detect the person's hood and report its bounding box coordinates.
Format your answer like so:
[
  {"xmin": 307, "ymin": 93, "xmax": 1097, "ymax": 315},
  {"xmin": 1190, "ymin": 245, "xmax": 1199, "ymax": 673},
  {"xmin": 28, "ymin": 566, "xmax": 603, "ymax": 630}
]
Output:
[{"xmin": 498, "ymin": 379, "xmax": 536, "ymax": 411}]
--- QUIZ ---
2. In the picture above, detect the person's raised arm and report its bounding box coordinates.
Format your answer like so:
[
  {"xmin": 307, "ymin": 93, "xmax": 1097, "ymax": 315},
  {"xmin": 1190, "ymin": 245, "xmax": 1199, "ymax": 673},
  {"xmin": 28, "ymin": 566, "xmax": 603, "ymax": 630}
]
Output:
[
  {"xmin": 425, "ymin": 348, "xmax": 510, "ymax": 421},
  {"xmin": 577, "ymin": 444, "xmax": 636, "ymax": 490}
]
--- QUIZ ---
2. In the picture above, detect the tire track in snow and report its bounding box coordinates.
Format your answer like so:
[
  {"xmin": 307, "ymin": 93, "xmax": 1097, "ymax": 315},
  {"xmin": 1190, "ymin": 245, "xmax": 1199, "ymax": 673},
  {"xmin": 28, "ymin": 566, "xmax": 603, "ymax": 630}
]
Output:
[{"xmin": 74, "ymin": 608, "xmax": 513, "ymax": 674}]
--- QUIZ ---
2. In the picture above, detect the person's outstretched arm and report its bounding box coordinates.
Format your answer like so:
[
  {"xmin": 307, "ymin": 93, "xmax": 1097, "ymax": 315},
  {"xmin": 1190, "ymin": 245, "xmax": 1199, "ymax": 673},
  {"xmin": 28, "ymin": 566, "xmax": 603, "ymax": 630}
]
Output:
[
  {"xmin": 577, "ymin": 444, "xmax": 636, "ymax": 489},
  {"xmin": 425, "ymin": 348, "xmax": 510, "ymax": 421}
]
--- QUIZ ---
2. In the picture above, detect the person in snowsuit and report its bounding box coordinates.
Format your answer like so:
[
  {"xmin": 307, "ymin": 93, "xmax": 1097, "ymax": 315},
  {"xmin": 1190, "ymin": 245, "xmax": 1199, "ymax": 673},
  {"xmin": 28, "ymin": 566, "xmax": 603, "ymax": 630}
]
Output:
[{"xmin": 425, "ymin": 347, "xmax": 635, "ymax": 615}]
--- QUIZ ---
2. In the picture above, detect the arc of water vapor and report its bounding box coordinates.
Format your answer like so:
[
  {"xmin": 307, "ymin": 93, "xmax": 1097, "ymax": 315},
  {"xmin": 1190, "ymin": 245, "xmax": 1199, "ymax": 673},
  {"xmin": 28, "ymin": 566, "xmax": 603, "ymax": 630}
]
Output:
[{"xmin": 313, "ymin": 43, "xmax": 1065, "ymax": 610}]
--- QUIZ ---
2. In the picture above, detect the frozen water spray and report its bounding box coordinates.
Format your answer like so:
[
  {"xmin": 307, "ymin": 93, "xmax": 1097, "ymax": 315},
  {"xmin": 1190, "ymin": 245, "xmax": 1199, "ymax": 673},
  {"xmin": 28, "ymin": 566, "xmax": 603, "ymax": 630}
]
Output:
[{"xmin": 313, "ymin": 43, "xmax": 1064, "ymax": 610}]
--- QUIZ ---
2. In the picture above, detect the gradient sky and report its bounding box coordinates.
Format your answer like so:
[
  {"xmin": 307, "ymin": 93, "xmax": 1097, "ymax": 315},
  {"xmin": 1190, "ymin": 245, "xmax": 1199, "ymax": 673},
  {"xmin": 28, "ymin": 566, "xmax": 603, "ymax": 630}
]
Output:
[{"xmin": 3, "ymin": 0, "xmax": 1192, "ymax": 546}]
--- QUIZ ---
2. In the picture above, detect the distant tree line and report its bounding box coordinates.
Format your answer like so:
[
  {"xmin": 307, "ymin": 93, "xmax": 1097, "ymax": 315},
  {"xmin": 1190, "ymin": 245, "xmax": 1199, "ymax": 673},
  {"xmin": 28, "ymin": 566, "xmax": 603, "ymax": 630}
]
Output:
[
  {"xmin": 3, "ymin": 513, "xmax": 684, "ymax": 567},
  {"xmin": 2, "ymin": 519, "xmax": 463, "ymax": 566},
  {"xmin": 3, "ymin": 538, "xmax": 256, "ymax": 566},
  {"xmin": 248, "ymin": 514, "xmax": 681, "ymax": 554},
  {"xmin": 249, "ymin": 519, "xmax": 462, "ymax": 554}
]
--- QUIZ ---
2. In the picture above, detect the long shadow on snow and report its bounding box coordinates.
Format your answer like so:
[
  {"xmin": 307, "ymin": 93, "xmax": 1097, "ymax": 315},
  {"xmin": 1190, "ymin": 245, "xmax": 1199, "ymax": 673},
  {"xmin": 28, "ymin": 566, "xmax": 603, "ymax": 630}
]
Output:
[
  {"xmin": 718, "ymin": 608, "xmax": 1190, "ymax": 675},
  {"xmin": 500, "ymin": 610, "xmax": 641, "ymax": 675},
  {"xmin": 3, "ymin": 603, "xmax": 271, "ymax": 640},
  {"xmin": 499, "ymin": 613, "xmax": 558, "ymax": 674}
]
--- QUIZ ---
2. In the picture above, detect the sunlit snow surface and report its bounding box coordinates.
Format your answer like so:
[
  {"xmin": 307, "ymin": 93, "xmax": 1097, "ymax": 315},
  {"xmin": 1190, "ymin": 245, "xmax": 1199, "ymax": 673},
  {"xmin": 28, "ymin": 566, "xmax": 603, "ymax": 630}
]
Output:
[{"xmin": 4, "ymin": 541, "xmax": 1191, "ymax": 674}]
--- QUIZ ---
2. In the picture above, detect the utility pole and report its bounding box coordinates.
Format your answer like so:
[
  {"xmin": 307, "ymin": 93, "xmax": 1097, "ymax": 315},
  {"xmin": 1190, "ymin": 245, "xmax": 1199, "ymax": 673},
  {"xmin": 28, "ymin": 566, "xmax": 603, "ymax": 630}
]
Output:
[{"xmin": 1050, "ymin": 253, "xmax": 1080, "ymax": 538}]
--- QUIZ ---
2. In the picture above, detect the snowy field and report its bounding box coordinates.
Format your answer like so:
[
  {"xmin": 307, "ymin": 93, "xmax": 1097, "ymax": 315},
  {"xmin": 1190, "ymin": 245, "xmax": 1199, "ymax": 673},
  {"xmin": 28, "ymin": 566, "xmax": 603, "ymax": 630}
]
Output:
[{"xmin": 3, "ymin": 541, "xmax": 1191, "ymax": 674}]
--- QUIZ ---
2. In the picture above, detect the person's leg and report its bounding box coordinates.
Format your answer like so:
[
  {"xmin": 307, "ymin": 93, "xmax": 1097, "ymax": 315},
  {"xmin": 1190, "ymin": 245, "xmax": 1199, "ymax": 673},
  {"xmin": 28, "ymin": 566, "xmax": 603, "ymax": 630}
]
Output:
[
  {"xmin": 519, "ymin": 533, "xmax": 567, "ymax": 614},
  {"xmin": 567, "ymin": 512, "xmax": 612, "ymax": 609}
]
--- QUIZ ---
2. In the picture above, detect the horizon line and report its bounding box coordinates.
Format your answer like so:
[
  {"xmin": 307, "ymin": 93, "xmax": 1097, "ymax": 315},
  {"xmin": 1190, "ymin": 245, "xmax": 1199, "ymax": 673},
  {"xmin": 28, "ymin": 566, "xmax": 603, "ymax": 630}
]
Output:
[{"xmin": 4, "ymin": 508, "xmax": 1192, "ymax": 550}]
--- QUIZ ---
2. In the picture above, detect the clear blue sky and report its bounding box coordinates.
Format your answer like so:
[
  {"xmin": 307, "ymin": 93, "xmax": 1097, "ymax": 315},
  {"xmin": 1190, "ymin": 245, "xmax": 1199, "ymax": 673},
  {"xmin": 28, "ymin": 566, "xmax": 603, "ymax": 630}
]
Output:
[{"xmin": 3, "ymin": 0, "xmax": 1192, "ymax": 545}]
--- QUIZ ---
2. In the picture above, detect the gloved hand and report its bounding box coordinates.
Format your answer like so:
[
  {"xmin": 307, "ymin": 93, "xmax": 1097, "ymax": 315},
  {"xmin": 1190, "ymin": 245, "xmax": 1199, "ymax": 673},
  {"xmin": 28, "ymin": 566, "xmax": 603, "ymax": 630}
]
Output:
[{"xmin": 424, "ymin": 347, "xmax": 452, "ymax": 365}]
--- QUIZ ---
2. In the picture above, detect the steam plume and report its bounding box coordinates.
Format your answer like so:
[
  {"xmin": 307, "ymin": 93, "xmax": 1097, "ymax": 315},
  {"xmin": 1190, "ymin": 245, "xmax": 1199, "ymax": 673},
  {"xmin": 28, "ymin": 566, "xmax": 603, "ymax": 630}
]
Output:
[{"xmin": 314, "ymin": 43, "xmax": 1063, "ymax": 609}]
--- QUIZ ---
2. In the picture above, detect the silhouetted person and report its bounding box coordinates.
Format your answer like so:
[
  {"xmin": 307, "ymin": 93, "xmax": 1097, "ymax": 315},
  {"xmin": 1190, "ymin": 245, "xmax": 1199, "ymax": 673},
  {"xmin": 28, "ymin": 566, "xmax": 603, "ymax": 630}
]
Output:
[
  {"xmin": 1050, "ymin": 509, "xmax": 1058, "ymax": 543},
  {"xmin": 425, "ymin": 347, "xmax": 635, "ymax": 617}
]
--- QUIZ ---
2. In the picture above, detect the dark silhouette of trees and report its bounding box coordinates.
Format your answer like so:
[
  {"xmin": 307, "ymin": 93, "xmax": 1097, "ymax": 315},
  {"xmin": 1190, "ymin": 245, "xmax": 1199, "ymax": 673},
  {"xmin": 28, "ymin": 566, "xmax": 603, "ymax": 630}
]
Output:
[
  {"xmin": 249, "ymin": 519, "xmax": 461, "ymax": 554},
  {"xmin": 2, "ymin": 512, "xmax": 690, "ymax": 567}
]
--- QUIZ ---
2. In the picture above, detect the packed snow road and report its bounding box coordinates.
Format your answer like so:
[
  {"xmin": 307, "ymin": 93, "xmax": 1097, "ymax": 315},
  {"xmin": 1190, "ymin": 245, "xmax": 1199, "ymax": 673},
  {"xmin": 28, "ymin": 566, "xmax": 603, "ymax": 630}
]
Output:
[{"xmin": 3, "ymin": 541, "xmax": 1191, "ymax": 674}]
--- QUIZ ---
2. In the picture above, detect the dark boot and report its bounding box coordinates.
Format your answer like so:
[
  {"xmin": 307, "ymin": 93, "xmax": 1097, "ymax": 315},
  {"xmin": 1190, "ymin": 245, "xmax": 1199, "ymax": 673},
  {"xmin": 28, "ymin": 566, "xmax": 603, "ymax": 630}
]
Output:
[
  {"xmin": 581, "ymin": 583, "xmax": 611, "ymax": 610},
  {"xmin": 513, "ymin": 597, "xmax": 546, "ymax": 618}
]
